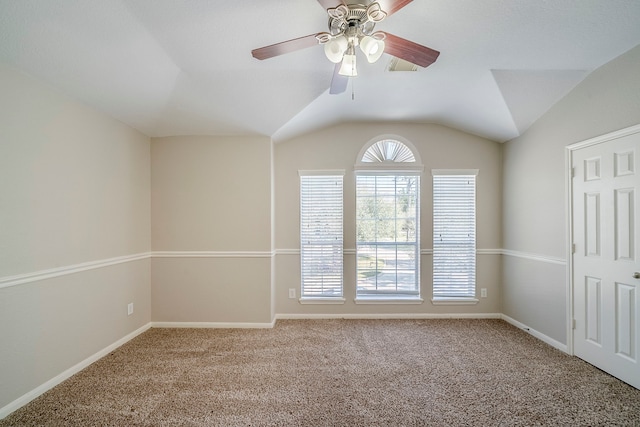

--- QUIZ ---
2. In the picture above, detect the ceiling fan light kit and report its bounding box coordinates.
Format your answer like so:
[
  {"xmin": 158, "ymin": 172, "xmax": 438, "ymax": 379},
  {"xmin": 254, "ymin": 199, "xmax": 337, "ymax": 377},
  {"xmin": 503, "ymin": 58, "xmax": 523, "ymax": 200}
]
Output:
[
  {"xmin": 324, "ymin": 35, "xmax": 348, "ymax": 63},
  {"xmin": 251, "ymin": 0, "xmax": 440, "ymax": 94},
  {"xmin": 339, "ymin": 48, "xmax": 358, "ymax": 76},
  {"xmin": 360, "ymin": 35, "xmax": 385, "ymax": 63}
]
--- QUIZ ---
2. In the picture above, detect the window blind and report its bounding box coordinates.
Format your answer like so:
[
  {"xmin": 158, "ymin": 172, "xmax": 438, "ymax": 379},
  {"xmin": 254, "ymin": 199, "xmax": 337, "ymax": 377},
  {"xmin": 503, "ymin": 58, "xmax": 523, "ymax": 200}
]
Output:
[
  {"xmin": 300, "ymin": 173, "xmax": 344, "ymax": 298},
  {"xmin": 433, "ymin": 174, "xmax": 476, "ymax": 298}
]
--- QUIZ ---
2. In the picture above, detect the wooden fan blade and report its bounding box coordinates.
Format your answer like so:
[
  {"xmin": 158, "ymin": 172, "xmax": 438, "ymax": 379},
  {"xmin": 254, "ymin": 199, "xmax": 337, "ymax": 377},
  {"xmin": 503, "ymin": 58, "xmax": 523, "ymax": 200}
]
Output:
[
  {"xmin": 377, "ymin": 0, "xmax": 413, "ymax": 17},
  {"xmin": 317, "ymin": 0, "xmax": 344, "ymax": 10},
  {"xmin": 329, "ymin": 63, "xmax": 348, "ymax": 95},
  {"xmin": 380, "ymin": 32, "xmax": 440, "ymax": 68},
  {"xmin": 252, "ymin": 34, "xmax": 321, "ymax": 60}
]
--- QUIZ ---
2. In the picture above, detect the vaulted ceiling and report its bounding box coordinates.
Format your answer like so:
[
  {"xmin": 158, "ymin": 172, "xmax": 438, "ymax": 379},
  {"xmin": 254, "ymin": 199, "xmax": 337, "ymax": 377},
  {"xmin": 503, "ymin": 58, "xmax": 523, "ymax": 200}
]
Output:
[{"xmin": 1, "ymin": 0, "xmax": 640, "ymax": 142}]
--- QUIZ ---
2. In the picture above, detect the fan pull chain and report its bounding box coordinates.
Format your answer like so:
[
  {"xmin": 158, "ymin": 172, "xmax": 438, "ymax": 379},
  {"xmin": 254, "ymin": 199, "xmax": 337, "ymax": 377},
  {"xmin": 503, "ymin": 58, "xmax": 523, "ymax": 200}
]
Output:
[{"xmin": 351, "ymin": 77, "xmax": 355, "ymax": 101}]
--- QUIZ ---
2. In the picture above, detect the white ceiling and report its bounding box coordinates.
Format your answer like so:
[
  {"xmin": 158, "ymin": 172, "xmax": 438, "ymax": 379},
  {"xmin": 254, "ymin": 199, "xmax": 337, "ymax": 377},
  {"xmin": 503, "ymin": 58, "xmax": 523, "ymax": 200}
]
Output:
[{"xmin": 1, "ymin": 0, "xmax": 640, "ymax": 142}]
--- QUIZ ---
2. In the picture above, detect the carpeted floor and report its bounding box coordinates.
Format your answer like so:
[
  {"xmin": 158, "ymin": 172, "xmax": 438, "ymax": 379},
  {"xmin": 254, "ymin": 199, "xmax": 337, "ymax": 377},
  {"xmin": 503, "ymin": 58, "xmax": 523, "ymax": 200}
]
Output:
[{"xmin": 2, "ymin": 319, "xmax": 639, "ymax": 426}]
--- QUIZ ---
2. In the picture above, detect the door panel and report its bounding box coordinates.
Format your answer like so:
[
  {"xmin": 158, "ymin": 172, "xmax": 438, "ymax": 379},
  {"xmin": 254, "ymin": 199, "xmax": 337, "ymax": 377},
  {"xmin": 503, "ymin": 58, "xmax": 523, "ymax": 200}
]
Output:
[
  {"xmin": 572, "ymin": 127, "xmax": 640, "ymax": 389},
  {"xmin": 615, "ymin": 188, "xmax": 634, "ymax": 261},
  {"xmin": 615, "ymin": 282, "xmax": 635, "ymax": 360},
  {"xmin": 585, "ymin": 276, "xmax": 602, "ymax": 345},
  {"xmin": 585, "ymin": 192, "xmax": 601, "ymax": 257}
]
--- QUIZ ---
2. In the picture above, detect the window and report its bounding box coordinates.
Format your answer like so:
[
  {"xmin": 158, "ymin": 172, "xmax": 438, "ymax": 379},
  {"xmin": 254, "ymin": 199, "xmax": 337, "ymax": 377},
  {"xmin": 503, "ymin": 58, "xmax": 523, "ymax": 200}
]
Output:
[
  {"xmin": 299, "ymin": 171, "xmax": 344, "ymax": 299},
  {"xmin": 355, "ymin": 139, "xmax": 422, "ymax": 300},
  {"xmin": 432, "ymin": 170, "xmax": 478, "ymax": 300}
]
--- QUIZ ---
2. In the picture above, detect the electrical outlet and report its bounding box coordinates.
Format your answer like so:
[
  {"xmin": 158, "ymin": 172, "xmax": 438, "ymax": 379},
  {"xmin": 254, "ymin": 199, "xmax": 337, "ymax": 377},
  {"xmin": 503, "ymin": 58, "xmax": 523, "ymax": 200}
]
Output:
[
  {"xmin": 127, "ymin": 302, "xmax": 134, "ymax": 316},
  {"xmin": 481, "ymin": 288, "xmax": 487, "ymax": 298},
  {"xmin": 288, "ymin": 288, "xmax": 296, "ymax": 299}
]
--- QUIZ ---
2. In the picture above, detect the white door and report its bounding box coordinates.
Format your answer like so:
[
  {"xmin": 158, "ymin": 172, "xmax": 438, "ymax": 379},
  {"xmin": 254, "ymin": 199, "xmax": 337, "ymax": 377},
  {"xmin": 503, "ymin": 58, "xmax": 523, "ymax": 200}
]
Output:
[{"xmin": 572, "ymin": 126, "xmax": 640, "ymax": 389}]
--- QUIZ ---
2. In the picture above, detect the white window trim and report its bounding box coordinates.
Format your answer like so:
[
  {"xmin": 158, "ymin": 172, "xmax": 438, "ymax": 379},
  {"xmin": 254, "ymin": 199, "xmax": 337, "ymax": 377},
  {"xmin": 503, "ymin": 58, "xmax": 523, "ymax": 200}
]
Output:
[
  {"xmin": 431, "ymin": 169, "xmax": 479, "ymax": 176},
  {"xmin": 431, "ymin": 297, "xmax": 479, "ymax": 305},
  {"xmin": 299, "ymin": 169, "xmax": 346, "ymax": 176},
  {"xmin": 299, "ymin": 297, "xmax": 346, "ymax": 305},
  {"xmin": 355, "ymin": 296, "xmax": 424, "ymax": 305},
  {"xmin": 355, "ymin": 168, "xmax": 423, "ymax": 175}
]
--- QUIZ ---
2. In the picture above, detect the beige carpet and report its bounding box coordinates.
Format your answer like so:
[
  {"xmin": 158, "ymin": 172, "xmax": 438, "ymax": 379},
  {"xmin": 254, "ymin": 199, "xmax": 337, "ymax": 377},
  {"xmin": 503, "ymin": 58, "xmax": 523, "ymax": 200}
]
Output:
[{"xmin": 2, "ymin": 319, "xmax": 639, "ymax": 426}]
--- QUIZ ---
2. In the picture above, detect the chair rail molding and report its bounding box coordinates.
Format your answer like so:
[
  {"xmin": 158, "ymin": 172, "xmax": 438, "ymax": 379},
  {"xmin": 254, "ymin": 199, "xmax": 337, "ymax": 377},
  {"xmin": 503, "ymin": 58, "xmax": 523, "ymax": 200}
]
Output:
[{"xmin": 0, "ymin": 253, "xmax": 151, "ymax": 290}]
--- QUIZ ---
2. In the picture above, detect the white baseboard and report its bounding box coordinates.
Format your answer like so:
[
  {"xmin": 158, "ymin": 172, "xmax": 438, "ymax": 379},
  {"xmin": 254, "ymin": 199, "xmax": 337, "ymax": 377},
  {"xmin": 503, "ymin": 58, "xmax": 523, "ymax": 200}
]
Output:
[
  {"xmin": 276, "ymin": 313, "xmax": 502, "ymax": 320},
  {"xmin": 501, "ymin": 314, "xmax": 568, "ymax": 353},
  {"xmin": 151, "ymin": 321, "xmax": 276, "ymax": 329},
  {"xmin": 0, "ymin": 322, "xmax": 151, "ymax": 420}
]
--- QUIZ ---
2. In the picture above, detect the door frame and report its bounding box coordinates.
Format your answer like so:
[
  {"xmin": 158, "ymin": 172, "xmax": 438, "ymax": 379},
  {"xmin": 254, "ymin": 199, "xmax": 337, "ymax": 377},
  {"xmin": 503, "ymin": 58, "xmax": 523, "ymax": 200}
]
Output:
[{"xmin": 565, "ymin": 123, "xmax": 640, "ymax": 357}]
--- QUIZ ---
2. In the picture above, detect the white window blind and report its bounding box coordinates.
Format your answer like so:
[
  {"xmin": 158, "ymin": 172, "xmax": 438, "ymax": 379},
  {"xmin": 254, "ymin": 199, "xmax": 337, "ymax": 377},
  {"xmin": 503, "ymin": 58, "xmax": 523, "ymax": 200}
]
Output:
[
  {"xmin": 356, "ymin": 174, "xmax": 420, "ymax": 297},
  {"xmin": 433, "ymin": 173, "xmax": 477, "ymax": 298},
  {"xmin": 300, "ymin": 172, "xmax": 344, "ymax": 298}
]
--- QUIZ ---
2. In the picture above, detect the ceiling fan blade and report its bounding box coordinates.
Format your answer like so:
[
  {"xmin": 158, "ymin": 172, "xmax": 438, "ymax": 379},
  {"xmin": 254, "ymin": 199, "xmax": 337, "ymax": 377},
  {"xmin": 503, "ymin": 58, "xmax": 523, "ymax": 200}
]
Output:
[
  {"xmin": 380, "ymin": 32, "xmax": 440, "ymax": 68},
  {"xmin": 377, "ymin": 0, "xmax": 413, "ymax": 17},
  {"xmin": 252, "ymin": 34, "xmax": 322, "ymax": 60},
  {"xmin": 329, "ymin": 63, "xmax": 348, "ymax": 95},
  {"xmin": 317, "ymin": 0, "xmax": 345, "ymax": 10}
]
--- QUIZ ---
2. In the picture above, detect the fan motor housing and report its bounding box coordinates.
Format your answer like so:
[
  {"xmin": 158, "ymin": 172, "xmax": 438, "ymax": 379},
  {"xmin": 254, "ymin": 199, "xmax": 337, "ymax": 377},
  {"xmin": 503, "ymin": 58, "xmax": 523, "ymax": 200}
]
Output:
[{"xmin": 328, "ymin": 4, "xmax": 375, "ymax": 37}]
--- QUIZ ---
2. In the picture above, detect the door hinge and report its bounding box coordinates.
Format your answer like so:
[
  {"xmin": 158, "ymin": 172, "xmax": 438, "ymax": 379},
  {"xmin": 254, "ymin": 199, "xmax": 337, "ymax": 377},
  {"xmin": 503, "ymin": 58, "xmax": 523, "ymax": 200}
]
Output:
[
  {"xmin": 572, "ymin": 319, "xmax": 577, "ymax": 330},
  {"xmin": 571, "ymin": 167, "xmax": 576, "ymax": 178},
  {"xmin": 572, "ymin": 243, "xmax": 576, "ymax": 254}
]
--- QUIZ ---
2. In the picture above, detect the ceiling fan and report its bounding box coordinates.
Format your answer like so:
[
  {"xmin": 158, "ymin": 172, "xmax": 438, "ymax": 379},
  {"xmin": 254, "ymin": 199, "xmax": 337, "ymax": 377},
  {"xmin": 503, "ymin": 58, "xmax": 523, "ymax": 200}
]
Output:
[{"xmin": 251, "ymin": 0, "xmax": 440, "ymax": 95}]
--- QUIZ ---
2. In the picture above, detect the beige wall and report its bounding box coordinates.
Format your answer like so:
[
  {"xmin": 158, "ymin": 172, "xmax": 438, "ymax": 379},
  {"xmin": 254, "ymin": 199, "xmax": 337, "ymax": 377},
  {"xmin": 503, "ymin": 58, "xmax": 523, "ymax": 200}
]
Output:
[
  {"xmin": 150, "ymin": 136, "xmax": 273, "ymax": 324},
  {"xmin": 502, "ymin": 44, "xmax": 640, "ymax": 344},
  {"xmin": 151, "ymin": 257, "xmax": 272, "ymax": 324},
  {"xmin": 0, "ymin": 69, "xmax": 151, "ymax": 275},
  {"xmin": 274, "ymin": 122, "xmax": 503, "ymax": 315},
  {"xmin": 0, "ymin": 65, "xmax": 151, "ymax": 411}
]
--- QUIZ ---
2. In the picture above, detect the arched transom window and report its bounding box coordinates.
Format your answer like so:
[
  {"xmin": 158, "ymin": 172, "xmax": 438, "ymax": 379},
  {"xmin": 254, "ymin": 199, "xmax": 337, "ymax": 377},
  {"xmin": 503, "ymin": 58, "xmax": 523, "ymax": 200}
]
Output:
[
  {"xmin": 361, "ymin": 139, "xmax": 416, "ymax": 163},
  {"xmin": 355, "ymin": 137, "xmax": 422, "ymax": 172}
]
